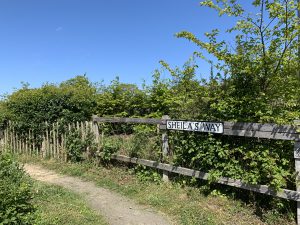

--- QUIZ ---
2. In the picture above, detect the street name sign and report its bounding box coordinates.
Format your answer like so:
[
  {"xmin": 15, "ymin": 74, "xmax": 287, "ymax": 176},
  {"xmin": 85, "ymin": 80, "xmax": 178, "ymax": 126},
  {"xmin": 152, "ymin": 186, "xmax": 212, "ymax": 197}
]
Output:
[{"xmin": 166, "ymin": 120, "xmax": 223, "ymax": 134}]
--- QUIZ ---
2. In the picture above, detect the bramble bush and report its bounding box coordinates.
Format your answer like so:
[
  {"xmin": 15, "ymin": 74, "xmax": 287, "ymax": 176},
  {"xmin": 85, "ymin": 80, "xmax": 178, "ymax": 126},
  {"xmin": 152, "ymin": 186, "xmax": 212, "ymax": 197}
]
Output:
[
  {"xmin": 169, "ymin": 132, "xmax": 294, "ymax": 191},
  {"xmin": 0, "ymin": 153, "xmax": 36, "ymax": 224}
]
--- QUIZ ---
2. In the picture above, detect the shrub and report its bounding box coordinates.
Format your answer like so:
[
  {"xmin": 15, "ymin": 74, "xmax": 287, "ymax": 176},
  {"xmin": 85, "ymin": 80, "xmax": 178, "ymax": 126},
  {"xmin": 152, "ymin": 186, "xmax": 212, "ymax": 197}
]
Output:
[
  {"xmin": 128, "ymin": 125, "xmax": 161, "ymax": 160},
  {"xmin": 65, "ymin": 128, "xmax": 86, "ymax": 162},
  {"xmin": 99, "ymin": 137, "xmax": 121, "ymax": 164},
  {"xmin": 0, "ymin": 153, "xmax": 36, "ymax": 224},
  {"xmin": 65, "ymin": 127, "xmax": 98, "ymax": 162}
]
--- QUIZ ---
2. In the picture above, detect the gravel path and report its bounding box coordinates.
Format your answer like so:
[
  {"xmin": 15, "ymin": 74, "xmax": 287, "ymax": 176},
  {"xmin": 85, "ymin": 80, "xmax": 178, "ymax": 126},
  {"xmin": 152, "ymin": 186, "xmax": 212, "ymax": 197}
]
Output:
[{"xmin": 24, "ymin": 164, "xmax": 172, "ymax": 225}]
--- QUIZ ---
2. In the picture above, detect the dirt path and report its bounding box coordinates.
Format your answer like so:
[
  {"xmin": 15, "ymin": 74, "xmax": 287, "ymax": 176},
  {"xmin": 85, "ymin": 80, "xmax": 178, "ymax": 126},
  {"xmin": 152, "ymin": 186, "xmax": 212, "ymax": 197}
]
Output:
[{"xmin": 24, "ymin": 164, "xmax": 172, "ymax": 225}]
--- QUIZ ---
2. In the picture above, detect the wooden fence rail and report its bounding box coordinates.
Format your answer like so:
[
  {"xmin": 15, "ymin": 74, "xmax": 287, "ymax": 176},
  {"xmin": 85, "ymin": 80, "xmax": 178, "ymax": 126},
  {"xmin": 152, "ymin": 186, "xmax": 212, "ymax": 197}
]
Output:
[
  {"xmin": 92, "ymin": 116, "xmax": 300, "ymax": 140},
  {"xmin": 110, "ymin": 154, "xmax": 300, "ymax": 201},
  {"xmin": 1, "ymin": 116, "xmax": 300, "ymax": 223},
  {"xmin": 92, "ymin": 116, "xmax": 300, "ymax": 224}
]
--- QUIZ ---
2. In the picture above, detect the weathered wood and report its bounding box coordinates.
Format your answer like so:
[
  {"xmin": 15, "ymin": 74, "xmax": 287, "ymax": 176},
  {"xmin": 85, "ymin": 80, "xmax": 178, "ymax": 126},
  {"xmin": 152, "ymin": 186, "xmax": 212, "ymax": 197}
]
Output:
[
  {"xmin": 62, "ymin": 132, "xmax": 66, "ymax": 162},
  {"xmin": 81, "ymin": 121, "xmax": 85, "ymax": 140},
  {"xmin": 224, "ymin": 122, "xmax": 298, "ymax": 133},
  {"xmin": 162, "ymin": 115, "xmax": 170, "ymax": 182},
  {"xmin": 92, "ymin": 116, "xmax": 300, "ymax": 140},
  {"xmin": 93, "ymin": 122, "xmax": 100, "ymax": 145},
  {"xmin": 4, "ymin": 127, "xmax": 7, "ymax": 152},
  {"xmin": 53, "ymin": 123, "xmax": 57, "ymax": 158},
  {"xmin": 294, "ymin": 142, "xmax": 300, "ymax": 159},
  {"xmin": 22, "ymin": 138, "xmax": 25, "ymax": 153},
  {"xmin": 9, "ymin": 128, "xmax": 12, "ymax": 153},
  {"xmin": 159, "ymin": 120, "xmax": 297, "ymax": 133},
  {"xmin": 16, "ymin": 133, "xmax": 18, "ymax": 153},
  {"xmin": 0, "ymin": 129, "xmax": 3, "ymax": 140},
  {"xmin": 56, "ymin": 122, "xmax": 60, "ymax": 159},
  {"xmin": 92, "ymin": 116, "xmax": 165, "ymax": 125},
  {"xmin": 110, "ymin": 154, "xmax": 300, "ymax": 201},
  {"xmin": 160, "ymin": 120, "xmax": 299, "ymax": 140},
  {"xmin": 28, "ymin": 130, "xmax": 31, "ymax": 155},
  {"xmin": 41, "ymin": 137, "xmax": 46, "ymax": 158},
  {"xmin": 12, "ymin": 127, "xmax": 16, "ymax": 154},
  {"xmin": 223, "ymin": 129, "xmax": 299, "ymax": 141},
  {"xmin": 45, "ymin": 122, "xmax": 49, "ymax": 157}
]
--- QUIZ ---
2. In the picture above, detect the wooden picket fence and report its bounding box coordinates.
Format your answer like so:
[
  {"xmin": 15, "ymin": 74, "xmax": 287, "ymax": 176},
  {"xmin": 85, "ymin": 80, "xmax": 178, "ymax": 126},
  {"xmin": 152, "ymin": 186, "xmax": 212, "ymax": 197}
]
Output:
[
  {"xmin": 0, "ymin": 121, "xmax": 100, "ymax": 161},
  {"xmin": 1, "ymin": 116, "xmax": 300, "ymax": 223}
]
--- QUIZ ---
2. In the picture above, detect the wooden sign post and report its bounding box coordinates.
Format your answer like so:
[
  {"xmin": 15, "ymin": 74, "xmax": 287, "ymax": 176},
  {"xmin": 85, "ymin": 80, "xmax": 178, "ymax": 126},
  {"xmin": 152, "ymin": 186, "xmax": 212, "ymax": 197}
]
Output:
[{"xmin": 162, "ymin": 115, "xmax": 170, "ymax": 182}]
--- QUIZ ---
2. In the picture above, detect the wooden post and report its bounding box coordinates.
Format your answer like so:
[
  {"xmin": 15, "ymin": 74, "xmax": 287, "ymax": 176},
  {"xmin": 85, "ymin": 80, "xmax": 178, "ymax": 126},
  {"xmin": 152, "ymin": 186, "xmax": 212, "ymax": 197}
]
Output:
[
  {"xmin": 53, "ymin": 123, "xmax": 56, "ymax": 159},
  {"xmin": 81, "ymin": 121, "xmax": 85, "ymax": 141},
  {"xmin": 13, "ymin": 127, "xmax": 17, "ymax": 153},
  {"xmin": 25, "ymin": 136, "xmax": 28, "ymax": 155},
  {"xmin": 56, "ymin": 122, "xmax": 60, "ymax": 159},
  {"xmin": 3, "ymin": 126, "xmax": 7, "ymax": 153},
  {"xmin": 45, "ymin": 122, "xmax": 49, "ymax": 157},
  {"xmin": 9, "ymin": 124, "xmax": 13, "ymax": 153},
  {"xmin": 41, "ymin": 136, "xmax": 46, "ymax": 158},
  {"xmin": 62, "ymin": 132, "xmax": 66, "ymax": 162},
  {"xmin": 16, "ymin": 133, "xmax": 18, "ymax": 153},
  {"xmin": 21, "ymin": 137, "xmax": 23, "ymax": 154},
  {"xmin": 93, "ymin": 121, "xmax": 100, "ymax": 145},
  {"xmin": 294, "ymin": 120, "xmax": 300, "ymax": 225},
  {"xmin": 161, "ymin": 115, "xmax": 170, "ymax": 182}
]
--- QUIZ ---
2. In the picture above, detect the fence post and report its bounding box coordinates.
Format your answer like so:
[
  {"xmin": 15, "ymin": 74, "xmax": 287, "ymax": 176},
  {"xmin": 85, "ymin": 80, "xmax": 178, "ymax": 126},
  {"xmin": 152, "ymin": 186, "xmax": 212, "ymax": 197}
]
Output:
[
  {"xmin": 294, "ymin": 120, "xmax": 300, "ymax": 225},
  {"xmin": 161, "ymin": 115, "xmax": 170, "ymax": 182},
  {"xmin": 0, "ymin": 129, "xmax": 3, "ymax": 152}
]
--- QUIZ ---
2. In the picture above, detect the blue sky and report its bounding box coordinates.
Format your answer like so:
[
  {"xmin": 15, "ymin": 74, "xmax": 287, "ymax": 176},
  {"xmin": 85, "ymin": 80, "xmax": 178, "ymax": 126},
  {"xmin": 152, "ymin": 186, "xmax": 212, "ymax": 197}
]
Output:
[{"xmin": 0, "ymin": 0, "xmax": 238, "ymax": 95}]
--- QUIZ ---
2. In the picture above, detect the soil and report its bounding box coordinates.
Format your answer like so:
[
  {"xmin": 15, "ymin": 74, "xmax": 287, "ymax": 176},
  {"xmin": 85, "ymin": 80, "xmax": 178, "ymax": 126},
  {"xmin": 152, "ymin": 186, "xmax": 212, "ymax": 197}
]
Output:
[{"xmin": 24, "ymin": 164, "xmax": 173, "ymax": 225}]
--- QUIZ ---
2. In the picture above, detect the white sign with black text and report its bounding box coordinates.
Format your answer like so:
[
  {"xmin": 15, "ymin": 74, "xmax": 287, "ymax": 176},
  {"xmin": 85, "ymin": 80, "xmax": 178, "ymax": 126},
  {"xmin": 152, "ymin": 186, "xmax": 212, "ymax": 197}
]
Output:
[{"xmin": 166, "ymin": 120, "xmax": 223, "ymax": 134}]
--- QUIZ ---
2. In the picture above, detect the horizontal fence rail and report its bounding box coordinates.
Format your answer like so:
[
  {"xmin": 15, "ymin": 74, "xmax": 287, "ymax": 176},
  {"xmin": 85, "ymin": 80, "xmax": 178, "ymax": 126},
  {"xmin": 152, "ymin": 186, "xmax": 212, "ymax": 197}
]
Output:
[
  {"xmin": 2, "ymin": 116, "xmax": 300, "ymax": 224},
  {"xmin": 92, "ymin": 115, "xmax": 300, "ymax": 224},
  {"xmin": 93, "ymin": 116, "xmax": 300, "ymax": 141},
  {"xmin": 92, "ymin": 116, "xmax": 165, "ymax": 125},
  {"xmin": 110, "ymin": 154, "xmax": 300, "ymax": 201},
  {"xmin": 223, "ymin": 122, "xmax": 299, "ymax": 141},
  {"xmin": 162, "ymin": 122, "xmax": 299, "ymax": 140}
]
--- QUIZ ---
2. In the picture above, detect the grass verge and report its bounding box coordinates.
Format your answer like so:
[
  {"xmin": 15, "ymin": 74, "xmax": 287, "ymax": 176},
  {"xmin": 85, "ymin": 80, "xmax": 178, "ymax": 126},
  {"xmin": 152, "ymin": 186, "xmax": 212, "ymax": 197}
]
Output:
[
  {"xmin": 21, "ymin": 155, "xmax": 295, "ymax": 225},
  {"xmin": 33, "ymin": 181, "xmax": 108, "ymax": 225}
]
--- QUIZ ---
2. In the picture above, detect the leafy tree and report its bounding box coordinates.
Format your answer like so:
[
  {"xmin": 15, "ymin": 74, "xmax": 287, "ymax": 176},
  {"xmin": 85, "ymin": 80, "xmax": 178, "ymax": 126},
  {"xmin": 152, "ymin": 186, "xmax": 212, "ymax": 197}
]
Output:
[
  {"xmin": 96, "ymin": 77, "xmax": 148, "ymax": 117},
  {"xmin": 158, "ymin": 59, "xmax": 205, "ymax": 119},
  {"xmin": 145, "ymin": 70, "xmax": 172, "ymax": 118},
  {"xmin": 176, "ymin": 0, "xmax": 300, "ymax": 123}
]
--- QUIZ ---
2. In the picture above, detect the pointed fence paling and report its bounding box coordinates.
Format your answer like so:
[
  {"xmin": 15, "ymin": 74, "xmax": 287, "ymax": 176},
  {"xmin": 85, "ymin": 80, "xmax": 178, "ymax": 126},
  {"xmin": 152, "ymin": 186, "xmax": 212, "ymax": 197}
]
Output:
[{"xmin": 0, "ymin": 121, "xmax": 100, "ymax": 161}]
